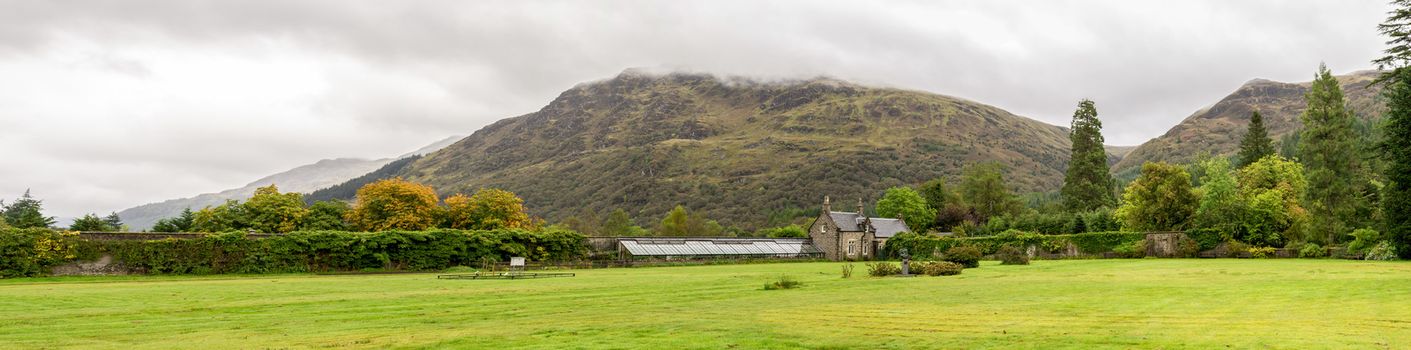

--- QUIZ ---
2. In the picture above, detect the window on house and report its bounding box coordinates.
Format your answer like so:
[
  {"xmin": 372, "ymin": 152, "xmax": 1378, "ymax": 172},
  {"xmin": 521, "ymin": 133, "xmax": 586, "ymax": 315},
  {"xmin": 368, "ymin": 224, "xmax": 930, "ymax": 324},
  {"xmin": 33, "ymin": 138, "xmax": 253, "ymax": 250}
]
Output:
[{"xmin": 847, "ymin": 240, "xmax": 856, "ymax": 255}]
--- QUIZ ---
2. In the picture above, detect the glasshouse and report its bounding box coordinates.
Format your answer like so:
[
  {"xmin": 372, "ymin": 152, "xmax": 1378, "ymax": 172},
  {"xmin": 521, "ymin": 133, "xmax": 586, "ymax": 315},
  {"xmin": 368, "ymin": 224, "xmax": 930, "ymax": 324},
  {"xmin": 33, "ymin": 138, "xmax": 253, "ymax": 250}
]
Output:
[{"xmin": 616, "ymin": 237, "xmax": 824, "ymax": 260}]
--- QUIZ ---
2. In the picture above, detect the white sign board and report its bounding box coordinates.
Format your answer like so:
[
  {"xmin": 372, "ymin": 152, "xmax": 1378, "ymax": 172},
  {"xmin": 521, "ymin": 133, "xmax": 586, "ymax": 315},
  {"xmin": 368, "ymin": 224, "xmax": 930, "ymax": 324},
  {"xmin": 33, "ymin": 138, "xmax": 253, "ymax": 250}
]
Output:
[{"xmin": 509, "ymin": 257, "xmax": 526, "ymax": 267}]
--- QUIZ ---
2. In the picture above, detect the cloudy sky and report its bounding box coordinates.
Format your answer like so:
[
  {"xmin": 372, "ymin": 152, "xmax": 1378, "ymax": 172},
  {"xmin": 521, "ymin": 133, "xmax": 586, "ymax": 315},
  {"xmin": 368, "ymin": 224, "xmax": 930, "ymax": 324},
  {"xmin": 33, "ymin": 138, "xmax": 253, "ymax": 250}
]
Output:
[{"xmin": 0, "ymin": 0, "xmax": 1392, "ymax": 219}]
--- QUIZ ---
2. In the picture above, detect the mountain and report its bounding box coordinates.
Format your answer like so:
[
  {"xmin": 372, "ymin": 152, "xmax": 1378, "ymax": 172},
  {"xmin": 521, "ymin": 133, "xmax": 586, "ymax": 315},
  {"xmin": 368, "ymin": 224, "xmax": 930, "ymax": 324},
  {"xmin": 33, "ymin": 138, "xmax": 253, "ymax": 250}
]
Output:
[
  {"xmin": 116, "ymin": 136, "xmax": 460, "ymax": 230},
  {"xmin": 1115, "ymin": 70, "xmax": 1385, "ymax": 174},
  {"xmin": 325, "ymin": 70, "xmax": 1120, "ymax": 230}
]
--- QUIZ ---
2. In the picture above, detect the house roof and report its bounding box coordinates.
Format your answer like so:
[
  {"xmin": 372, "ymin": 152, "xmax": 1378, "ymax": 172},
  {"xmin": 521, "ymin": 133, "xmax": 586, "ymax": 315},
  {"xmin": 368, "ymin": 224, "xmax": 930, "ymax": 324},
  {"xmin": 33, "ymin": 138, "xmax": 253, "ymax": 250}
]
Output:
[
  {"xmin": 827, "ymin": 211, "xmax": 912, "ymax": 237},
  {"xmin": 870, "ymin": 218, "xmax": 910, "ymax": 238}
]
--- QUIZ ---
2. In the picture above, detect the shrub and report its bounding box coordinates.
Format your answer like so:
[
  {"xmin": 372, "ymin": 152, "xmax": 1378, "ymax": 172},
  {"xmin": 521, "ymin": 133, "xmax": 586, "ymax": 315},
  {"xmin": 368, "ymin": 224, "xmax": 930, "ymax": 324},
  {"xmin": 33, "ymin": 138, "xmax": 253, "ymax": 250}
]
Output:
[
  {"xmin": 763, "ymin": 275, "xmax": 802, "ymax": 290},
  {"xmin": 1248, "ymin": 246, "xmax": 1277, "ymax": 259},
  {"xmin": 913, "ymin": 261, "xmax": 964, "ymax": 276},
  {"xmin": 882, "ymin": 231, "xmax": 1146, "ymax": 259},
  {"xmin": 866, "ymin": 262, "xmax": 900, "ymax": 277},
  {"xmin": 1298, "ymin": 243, "xmax": 1326, "ymax": 258},
  {"xmin": 1223, "ymin": 241, "xmax": 1249, "ymax": 258},
  {"xmin": 1113, "ymin": 239, "xmax": 1147, "ymax": 258},
  {"xmin": 943, "ymin": 246, "xmax": 982, "ymax": 268},
  {"xmin": 1185, "ymin": 228, "xmax": 1225, "ymax": 252},
  {"xmin": 996, "ymin": 245, "xmax": 1030, "ymax": 265},
  {"xmin": 1365, "ymin": 241, "xmax": 1399, "ymax": 261},
  {"xmin": 841, "ymin": 263, "xmax": 854, "ymax": 278},
  {"xmin": 1176, "ymin": 237, "xmax": 1199, "ymax": 258},
  {"xmin": 1347, "ymin": 228, "xmax": 1382, "ymax": 254},
  {"xmin": 1, "ymin": 229, "xmax": 80, "ymax": 277}
]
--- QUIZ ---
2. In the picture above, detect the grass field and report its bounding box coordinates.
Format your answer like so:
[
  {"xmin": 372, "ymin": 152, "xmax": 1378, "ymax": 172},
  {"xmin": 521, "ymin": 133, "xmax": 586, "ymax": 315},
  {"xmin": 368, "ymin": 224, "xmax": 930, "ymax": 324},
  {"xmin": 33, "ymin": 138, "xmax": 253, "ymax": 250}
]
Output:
[{"xmin": 2, "ymin": 259, "xmax": 1410, "ymax": 349}]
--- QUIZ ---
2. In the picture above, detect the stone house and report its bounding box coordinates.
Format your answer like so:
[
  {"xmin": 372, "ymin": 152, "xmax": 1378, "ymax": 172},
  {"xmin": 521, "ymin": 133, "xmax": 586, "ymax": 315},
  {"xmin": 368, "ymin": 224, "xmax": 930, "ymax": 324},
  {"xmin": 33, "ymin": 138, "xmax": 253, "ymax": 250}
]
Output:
[{"xmin": 807, "ymin": 197, "xmax": 912, "ymax": 261}]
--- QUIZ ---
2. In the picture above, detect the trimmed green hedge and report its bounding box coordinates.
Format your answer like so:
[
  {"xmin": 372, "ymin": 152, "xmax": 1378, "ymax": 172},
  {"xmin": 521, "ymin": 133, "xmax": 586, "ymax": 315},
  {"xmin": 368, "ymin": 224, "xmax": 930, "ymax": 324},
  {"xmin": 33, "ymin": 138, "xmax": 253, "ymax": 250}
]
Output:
[
  {"xmin": 883, "ymin": 230, "xmax": 1147, "ymax": 259},
  {"xmin": 2, "ymin": 228, "xmax": 587, "ymax": 277}
]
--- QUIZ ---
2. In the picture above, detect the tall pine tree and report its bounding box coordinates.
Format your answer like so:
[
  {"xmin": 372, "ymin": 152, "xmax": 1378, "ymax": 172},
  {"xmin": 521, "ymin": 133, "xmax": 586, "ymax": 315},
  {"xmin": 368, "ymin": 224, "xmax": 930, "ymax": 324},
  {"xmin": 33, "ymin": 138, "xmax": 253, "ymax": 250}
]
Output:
[
  {"xmin": 1, "ymin": 190, "xmax": 56, "ymax": 229},
  {"xmin": 1378, "ymin": 0, "xmax": 1411, "ymax": 258},
  {"xmin": 1299, "ymin": 63, "xmax": 1366, "ymax": 244},
  {"xmin": 1236, "ymin": 110, "xmax": 1275, "ymax": 168},
  {"xmin": 1061, "ymin": 99, "xmax": 1116, "ymax": 211}
]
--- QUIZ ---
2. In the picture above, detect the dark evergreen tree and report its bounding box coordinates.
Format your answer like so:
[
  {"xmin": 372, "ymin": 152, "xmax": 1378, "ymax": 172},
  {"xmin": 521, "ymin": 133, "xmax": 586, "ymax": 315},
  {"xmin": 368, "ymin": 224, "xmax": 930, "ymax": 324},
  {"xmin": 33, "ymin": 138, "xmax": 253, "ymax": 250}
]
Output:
[
  {"xmin": 1, "ymin": 190, "xmax": 56, "ymax": 229},
  {"xmin": 1380, "ymin": 68, "xmax": 1411, "ymax": 258},
  {"xmin": 1299, "ymin": 64, "xmax": 1367, "ymax": 244},
  {"xmin": 1061, "ymin": 99, "xmax": 1116, "ymax": 212},
  {"xmin": 102, "ymin": 212, "xmax": 123, "ymax": 231},
  {"xmin": 69, "ymin": 214, "xmax": 111, "ymax": 231},
  {"xmin": 1237, "ymin": 110, "xmax": 1275, "ymax": 168},
  {"xmin": 151, "ymin": 208, "xmax": 195, "ymax": 233}
]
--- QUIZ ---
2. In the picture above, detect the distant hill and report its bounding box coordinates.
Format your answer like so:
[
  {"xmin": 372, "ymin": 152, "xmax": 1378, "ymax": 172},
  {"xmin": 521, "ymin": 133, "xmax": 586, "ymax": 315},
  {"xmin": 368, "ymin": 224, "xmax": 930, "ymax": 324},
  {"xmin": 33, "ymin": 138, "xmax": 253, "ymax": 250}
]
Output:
[
  {"xmin": 116, "ymin": 136, "xmax": 460, "ymax": 230},
  {"xmin": 317, "ymin": 70, "xmax": 1130, "ymax": 230},
  {"xmin": 1116, "ymin": 70, "xmax": 1385, "ymax": 174}
]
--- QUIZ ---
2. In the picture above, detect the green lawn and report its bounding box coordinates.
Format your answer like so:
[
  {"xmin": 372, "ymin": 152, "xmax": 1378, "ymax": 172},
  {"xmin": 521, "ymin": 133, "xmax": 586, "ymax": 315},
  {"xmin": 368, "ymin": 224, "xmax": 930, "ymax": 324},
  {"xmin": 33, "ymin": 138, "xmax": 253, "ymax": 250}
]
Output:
[{"xmin": 2, "ymin": 259, "xmax": 1410, "ymax": 349}]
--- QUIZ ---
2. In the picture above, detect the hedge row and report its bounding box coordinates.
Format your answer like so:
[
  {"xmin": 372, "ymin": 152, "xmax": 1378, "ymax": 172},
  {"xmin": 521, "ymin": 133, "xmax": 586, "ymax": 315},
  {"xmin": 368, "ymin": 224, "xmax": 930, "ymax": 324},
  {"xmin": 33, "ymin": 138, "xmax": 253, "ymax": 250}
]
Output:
[
  {"xmin": 1, "ymin": 228, "xmax": 587, "ymax": 277},
  {"xmin": 882, "ymin": 230, "xmax": 1148, "ymax": 259}
]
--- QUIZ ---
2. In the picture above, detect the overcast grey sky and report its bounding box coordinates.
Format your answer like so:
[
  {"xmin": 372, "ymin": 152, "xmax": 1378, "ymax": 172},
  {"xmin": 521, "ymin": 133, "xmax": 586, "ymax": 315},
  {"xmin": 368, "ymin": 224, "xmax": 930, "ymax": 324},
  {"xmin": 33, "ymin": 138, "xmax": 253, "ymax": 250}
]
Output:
[{"xmin": 0, "ymin": 0, "xmax": 1392, "ymax": 218}]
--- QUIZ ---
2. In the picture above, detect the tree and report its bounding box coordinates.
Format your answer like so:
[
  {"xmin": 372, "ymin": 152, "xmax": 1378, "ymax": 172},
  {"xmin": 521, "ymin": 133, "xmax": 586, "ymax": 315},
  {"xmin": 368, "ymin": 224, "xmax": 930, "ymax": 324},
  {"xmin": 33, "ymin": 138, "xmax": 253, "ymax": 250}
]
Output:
[
  {"xmin": 301, "ymin": 201, "xmax": 351, "ymax": 231},
  {"xmin": 1114, "ymin": 162, "xmax": 1198, "ymax": 232},
  {"xmin": 442, "ymin": 188, "xmax": 534, "ymax": 230},
  {"xmin": 601, "ymin": 208, "xmax": 647, "ymax": 236},
  {"xmin": 876, "ymin": 186, "xmax": 935, "ymax": 231},
  {"xmin": 103, "ymin": 212, "xmax": 124, "ymax": 231},
  {"xmin": 659, "ymin": 205, "xmax": 690, "ymax": 236},
  {"xmin": 1061, "ymin": 99, "xmax": 1117, "ymax": 211},
  {"xmin": 191, "ymin": 200, "xmax": 247, "ymax": 232},
  {"xmin": 562, "ymin": 208, "xmax": 603, "ymax": 236},
  {"xmin": 241, "ymin": 185, "xmax": 308, "ymax": 233},
  {"xmin": 960, "ymin": 162, "xmax": 1021, "ymax": 222},
  {"xmin": 1381, "ymin": 66, "xmax": 1411, "ymax": 258},
  {"xmin": 755, "ymin": 224, "xmax": 807, "ymax": 238},
  {"xmin": 69, "ymin": 214, "xmax": 112, "ymax": 231},
  {"xmin": 1237, "ymin": 111, "xmax": 1276, "ymax": 168},
  {"xmin": 1193, "ymin": 157, "xmax": 1245, "ymax": 240},
  {"xmin": 1299, "ymin": 63, "xmax": 1367, "ymax": 244},
  {"xmin": 151, "ymin": 208, "xmax": 195, "ymax": 233},
  {"xmin": 919, "ymin": 177, "xmax": 961, "ymax": 211},
  {"xmin": 346, "ymin": 178, "xmax": 439, "ymax": 232},
  {"xmin": 1237, "ymin": 155, "xmax": 1311, "ymax": 245},
  {"xmin": 1375, "ymin": 0, "xmax": 1411, "ymax": 76},
  {"xmin": 1, "ymin": 190, "xmax": 56, "ymax": 229}
]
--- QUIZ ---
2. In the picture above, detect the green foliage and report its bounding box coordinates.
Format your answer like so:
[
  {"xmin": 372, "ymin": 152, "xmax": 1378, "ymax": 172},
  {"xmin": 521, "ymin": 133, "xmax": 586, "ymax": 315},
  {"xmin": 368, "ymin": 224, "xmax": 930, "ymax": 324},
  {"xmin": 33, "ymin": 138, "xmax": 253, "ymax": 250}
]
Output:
[
  {"xmin": 762, "ymin": 275, "xmax": 802, "ymax": 290},
  {"xmin": 69, "ymin": 214, "xmax": 114, "ymax": 232},
  {"xmin": 151, "ymin": 208, "xmax": 195, "ymax": 233},
  {"xmin": 1237, "ymin": 111, "xmax": 1276, "ymax": 168},
  {"xmin": 942, "ymin": 246, "xmax": 981, "ymax": 268},
  {"xmin": 0, "ymin": 228, "xmax": 79, "ymax": 277},
  {"xmin": 1, "ymin": 190, "xmax": 56, "ymax": 229},
  {"xmin": 1062, "ymin": 99, "xmax": 1117, "ymax": 212},
  {"xmin": 912, "ymin": 260, "xmax": 964, "ymax": 276},
  {"xmin": 1247, "ymin": 246, "xmax": 1277, "ymax": 259},
  {"xmin": 919, "ymin": 178, "xmax": 962, "ymax": 215},
  {"xmin": 657, "ymin": 205, "xmax": 722, "ymax": 236},
  {"xmin": 1112, "ymin": 239, "xmax": 1147, "ymax": 258},
  {"xmin": 0, "ymin": 227, "xmax": 589, "ymax": 276},
  {"xmin": 1347, "ymin": 228, "xmax": 1384, "ymax": 255},
  {"xmin": 1375, "ymin": 0, "xmax": 1411, "ymax": 74},
  {"xmin": 191, "ymin": 200, "xmax": 247, "ymax": 233},
  {"xmin": 1299, "ymin": 64, "xmax": 1369, "ymax": 244},
  {"xmin": 1194, "ymin": 157, "xmax": 1245, "ymax": 240},
  {"xmin": 996, "ymin": 245, "xmax": 1030, "ymax": 265},
  {"xmin": 242, "ymin": 185, "xmax": 309, "ymax": 233},
  {"xmin": 601, "ymin": 209, "xmax": 648, "ymax": 236},
  {"xmin": 755, "ymin": 224, "xmax": 807, "ymax": 238},
  {"xmin": 1298, "ymin": 243, "xmax": 1327, "ymax": 258},
  {"xmin": 1237, "ymin": 156, "xmax": 1310, "ymax": 245},
  {"xmin": 885, "ymin": 231, "xmax": 1146, "ymax": 259},
  {"xmin": 301, "ymin": 201, "xmax": 351, "ymax": 231},
  {"xmin": 1186, "ymin": 228, "xmax": 1224, "ymax": 252},
  {"xmin": 1115, "ymin": 162, "xmax": 1197, "ymax": 232},
  {"xmin": 103, "ymin": 212, "xmax": 124, "ymax": 232},
  {"xmin": 876, "ymin": 186, "xmax": 935, "ymax": 231},
  {"xmin": 840, "ymin": 263, "xmax": 854, "ymax": 278},
  {"xmin": 865, "ymin": 261, "xmax": 900, "ymax": 277},
  {"xmin": 1380, "ymin": 68, "xmax": 1411, "ymax": 258},
  {"xmin": 961, "ymin": 162, "xmax": 1022, "ymax": 222}
]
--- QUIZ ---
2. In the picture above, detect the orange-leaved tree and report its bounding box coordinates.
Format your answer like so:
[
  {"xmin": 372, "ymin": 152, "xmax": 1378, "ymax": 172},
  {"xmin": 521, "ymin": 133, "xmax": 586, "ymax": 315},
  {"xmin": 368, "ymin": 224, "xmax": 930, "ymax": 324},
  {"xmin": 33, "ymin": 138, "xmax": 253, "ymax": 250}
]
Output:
[
  {"xmin": 442, "ymin": 188, "xmax": 534, "ymax": 230},
  {"xmin": 346, "ymin": 178, "xmax": 439, "ymax": 231}
]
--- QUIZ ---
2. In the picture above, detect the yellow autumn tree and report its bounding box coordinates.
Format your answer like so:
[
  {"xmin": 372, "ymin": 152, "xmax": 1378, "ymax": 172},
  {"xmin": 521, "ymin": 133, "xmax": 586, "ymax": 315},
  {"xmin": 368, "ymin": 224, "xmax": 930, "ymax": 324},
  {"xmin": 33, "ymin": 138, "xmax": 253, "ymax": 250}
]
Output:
[
  {"xmin": 442, "ymin": 188, "xmax": 534, "ymax": 230},
  {"xmin": 346, "ymin": 178, "xmax": 440, "ymax": 231},
  {"xmin": 242, "ymin": 185, "xmax": 308, "ymax": 233}
]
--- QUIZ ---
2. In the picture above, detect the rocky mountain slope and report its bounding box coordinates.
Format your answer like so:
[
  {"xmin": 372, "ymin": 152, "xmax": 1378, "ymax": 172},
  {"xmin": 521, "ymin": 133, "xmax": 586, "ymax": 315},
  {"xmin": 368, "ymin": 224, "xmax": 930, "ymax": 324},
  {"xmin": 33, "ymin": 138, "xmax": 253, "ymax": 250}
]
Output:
[
  {"xmin": 117, "ymin": 136, "xmax": 460, "ymax": 230},
  {"xmin": 334, "ymin": 70, "xmax": 1123, "ymax": 229},
  {"xmin": 1115, "ymin": 70, "xmax": 1385, "ymax": 174}
]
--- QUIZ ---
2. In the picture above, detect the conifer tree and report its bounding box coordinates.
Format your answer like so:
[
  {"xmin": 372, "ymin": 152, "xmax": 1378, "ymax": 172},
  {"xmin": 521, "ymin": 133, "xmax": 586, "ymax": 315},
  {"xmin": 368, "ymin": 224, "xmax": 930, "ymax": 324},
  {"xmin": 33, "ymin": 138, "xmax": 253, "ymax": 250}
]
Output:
[
  {"xmin": 1236, "ymin": 111, "xmax": 1275, "ymax": 168},
  {"xmin": 1380, "ymin": 68, "xmax": 1411, "ymax": 258},
  {"xmin": 1299, "ymin": 64, "xmax": 1366, "ymax": 244},
  {"xmin": 1061, "ymin": 99, "xmax": 1116, "ymax": 212},
  {"xmin": 1, "ymin": 190, "xmax": 56, "ymax": 229}
]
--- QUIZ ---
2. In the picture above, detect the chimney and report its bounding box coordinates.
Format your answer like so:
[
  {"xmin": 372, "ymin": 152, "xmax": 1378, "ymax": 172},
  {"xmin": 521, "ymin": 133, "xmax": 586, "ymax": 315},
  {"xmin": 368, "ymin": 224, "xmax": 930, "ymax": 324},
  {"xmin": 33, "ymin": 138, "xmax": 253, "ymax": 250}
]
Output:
[
  {"xmin": 823, "ymin": 196, "xmax": 831, "ymax": 213},
  {"xmin": 856, "ymin": 198, "xmax": 864, "ymax": 215}
]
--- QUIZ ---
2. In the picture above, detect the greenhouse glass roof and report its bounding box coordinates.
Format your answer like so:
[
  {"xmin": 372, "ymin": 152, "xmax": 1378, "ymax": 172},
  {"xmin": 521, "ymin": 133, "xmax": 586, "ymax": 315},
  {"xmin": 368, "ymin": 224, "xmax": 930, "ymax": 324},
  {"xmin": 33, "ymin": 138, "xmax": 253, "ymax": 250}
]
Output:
[{"xmin": 619, "ymin": 237, "xmax": 822, "ymax": 257}]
